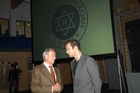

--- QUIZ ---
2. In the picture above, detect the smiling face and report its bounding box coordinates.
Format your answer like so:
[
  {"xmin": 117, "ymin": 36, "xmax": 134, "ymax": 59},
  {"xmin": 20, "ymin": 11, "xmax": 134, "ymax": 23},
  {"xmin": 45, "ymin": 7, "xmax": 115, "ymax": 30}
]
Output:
[
  {"xmin": 44, "ymin": 50, "xmax": 56, "ymax": 65},
  {"xmin": 66, "ymin": 43, "xmax": 75, "ymax": 58}
]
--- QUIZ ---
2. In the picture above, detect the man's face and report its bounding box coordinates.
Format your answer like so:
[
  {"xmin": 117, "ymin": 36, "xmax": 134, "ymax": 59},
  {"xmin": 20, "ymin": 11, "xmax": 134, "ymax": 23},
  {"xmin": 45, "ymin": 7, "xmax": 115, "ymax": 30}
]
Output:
[
  {"xmin": 66, "ymin": 43, "xmax": 74, "ymax": 57},
  {"xmin": 44, "ymin": 50, "xmax": 56, "ymax": 65}
]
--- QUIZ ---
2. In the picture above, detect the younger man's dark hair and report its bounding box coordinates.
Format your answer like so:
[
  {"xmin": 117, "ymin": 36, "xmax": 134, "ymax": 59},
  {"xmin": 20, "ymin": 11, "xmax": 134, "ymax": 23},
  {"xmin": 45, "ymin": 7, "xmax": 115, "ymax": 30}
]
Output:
[{"xmin": 66, "ymin": 39, "xmax": 81, "ymax": 50}]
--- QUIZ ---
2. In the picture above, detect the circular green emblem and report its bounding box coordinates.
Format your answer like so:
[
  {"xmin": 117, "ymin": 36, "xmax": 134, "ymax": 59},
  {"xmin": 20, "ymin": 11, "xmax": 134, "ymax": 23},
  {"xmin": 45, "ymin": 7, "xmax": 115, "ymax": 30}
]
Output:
[{"xmin": 47, "ymin": 0, "xmax": 88, "ymax": 48}]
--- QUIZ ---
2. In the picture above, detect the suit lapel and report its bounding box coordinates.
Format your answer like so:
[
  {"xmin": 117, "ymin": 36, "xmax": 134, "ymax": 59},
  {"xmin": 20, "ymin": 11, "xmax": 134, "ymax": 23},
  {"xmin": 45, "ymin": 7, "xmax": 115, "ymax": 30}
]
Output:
[
  {"xmin": 71, "ymin": 59, "xmax": 76, "ymax": 77},
  {"xmin": 75, "ymin": 54, "xmax": 86, "ymax": 77},
  {"xmin": 40, "ymin": 64, "xmax": 54, "ymax": 83}
]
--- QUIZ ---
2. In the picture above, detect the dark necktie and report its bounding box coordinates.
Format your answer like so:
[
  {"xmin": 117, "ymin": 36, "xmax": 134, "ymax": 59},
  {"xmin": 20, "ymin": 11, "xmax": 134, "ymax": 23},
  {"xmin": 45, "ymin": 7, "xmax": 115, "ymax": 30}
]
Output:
[{"xmin": 49, "ymin": 66, "xmax": 56, "ymax": 83}]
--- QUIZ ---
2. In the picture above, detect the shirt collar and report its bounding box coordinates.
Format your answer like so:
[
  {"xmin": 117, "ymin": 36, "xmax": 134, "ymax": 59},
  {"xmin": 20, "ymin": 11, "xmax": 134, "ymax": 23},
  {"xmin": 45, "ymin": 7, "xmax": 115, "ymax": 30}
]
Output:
[{"xmin": 43, "ymin": 61, "xmax": 52, "ymax": 67}]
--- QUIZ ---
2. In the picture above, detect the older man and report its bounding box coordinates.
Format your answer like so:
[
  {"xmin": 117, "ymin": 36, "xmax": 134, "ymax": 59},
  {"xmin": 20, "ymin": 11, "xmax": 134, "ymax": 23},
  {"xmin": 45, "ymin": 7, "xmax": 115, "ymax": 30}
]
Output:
[{"xmin": 31, "ymin": 48, "xmax": 63, "ymax": 93}]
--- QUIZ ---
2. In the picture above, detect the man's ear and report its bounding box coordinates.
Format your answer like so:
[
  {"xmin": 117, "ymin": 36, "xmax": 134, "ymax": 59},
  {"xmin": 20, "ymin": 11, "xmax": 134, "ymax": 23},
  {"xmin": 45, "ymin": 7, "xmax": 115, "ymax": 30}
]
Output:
[
  {"xmin": 44, "ymin": 55, "xmax": 48, "ymax": 59},
  {"xmin": 73, "ymin": 46, "xmax": 78, "ymax": 50}
]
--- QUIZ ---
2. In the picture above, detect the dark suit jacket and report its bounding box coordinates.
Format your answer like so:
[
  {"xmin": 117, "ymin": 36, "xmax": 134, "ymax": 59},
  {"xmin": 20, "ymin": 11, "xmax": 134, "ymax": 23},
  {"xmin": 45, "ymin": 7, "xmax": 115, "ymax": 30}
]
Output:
[
  {"xmin": 31, "ymin": 63, "xmax": 63, "ymax": 93},
  {"xmin": 71, "ymin": 54, "xmax": 102, "ymax": 93}
]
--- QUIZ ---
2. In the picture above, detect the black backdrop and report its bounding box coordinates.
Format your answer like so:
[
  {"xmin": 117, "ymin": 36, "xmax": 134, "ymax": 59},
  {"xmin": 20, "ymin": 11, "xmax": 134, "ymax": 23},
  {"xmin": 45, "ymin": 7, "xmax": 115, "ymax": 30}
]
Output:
[{"xmin": 125, "ymin": 19, "xmax": 140, "ymax": 72}]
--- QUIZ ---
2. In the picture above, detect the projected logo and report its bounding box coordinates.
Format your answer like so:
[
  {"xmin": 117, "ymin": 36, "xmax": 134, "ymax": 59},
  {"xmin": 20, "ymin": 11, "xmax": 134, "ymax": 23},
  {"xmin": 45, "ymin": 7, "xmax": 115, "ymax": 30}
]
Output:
[
  {"xmin": 52, "ymin": 5, "xmax": 79, "ymax": 40},
  {"xmin": 47, "ymin": 0, "xmax": 88, "ymax": 48}
]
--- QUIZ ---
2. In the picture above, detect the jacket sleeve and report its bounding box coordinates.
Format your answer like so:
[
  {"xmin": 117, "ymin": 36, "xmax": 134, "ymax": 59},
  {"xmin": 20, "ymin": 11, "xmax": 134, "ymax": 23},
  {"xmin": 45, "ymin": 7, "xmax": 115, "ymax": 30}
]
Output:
[
  {"xmin": 87, "ymin": 57, "xmax": 102, "ymax": 93},
  {"xmin": 31, "ymin": 67, "xmax": 52, "ymax": 93}
]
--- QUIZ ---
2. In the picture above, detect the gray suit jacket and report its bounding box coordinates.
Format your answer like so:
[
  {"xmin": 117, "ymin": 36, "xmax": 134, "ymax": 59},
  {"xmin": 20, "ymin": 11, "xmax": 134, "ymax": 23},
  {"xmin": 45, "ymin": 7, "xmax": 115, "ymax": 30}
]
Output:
[
  {"xmin": 71, "ymin": 54, "xmax": 102, "ymax": 93},
  {"xmin": 31, "ymin": 63, "xmax": 63, "ymax": 93}
]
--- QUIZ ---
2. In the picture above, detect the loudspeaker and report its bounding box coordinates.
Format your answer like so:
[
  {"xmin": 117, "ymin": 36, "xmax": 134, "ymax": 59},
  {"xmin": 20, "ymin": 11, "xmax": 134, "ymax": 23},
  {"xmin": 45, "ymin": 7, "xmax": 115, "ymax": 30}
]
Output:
[{"xmin": 125, "ymin": 19, "xmax": 140, "ymax": 72}]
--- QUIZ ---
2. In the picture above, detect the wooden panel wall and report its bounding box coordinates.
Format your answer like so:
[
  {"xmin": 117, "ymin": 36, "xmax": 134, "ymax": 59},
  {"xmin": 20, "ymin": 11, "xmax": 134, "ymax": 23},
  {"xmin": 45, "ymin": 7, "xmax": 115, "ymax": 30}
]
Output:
[{"xmin": 0, "ymin": 52, "xmax": 32, "ymax": 91}]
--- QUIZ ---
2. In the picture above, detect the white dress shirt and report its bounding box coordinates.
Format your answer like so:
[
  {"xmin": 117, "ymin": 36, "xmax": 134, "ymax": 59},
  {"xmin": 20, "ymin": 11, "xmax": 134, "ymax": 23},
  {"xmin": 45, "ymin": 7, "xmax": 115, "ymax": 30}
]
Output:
[{"xmin": 43, "ymin": 61, "xmax": 57, "ymax": 93}]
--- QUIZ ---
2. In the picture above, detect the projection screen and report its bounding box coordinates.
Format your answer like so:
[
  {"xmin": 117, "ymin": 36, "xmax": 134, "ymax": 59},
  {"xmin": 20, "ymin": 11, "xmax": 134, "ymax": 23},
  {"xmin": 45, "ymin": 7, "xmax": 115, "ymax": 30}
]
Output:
[{"xmin": 31, "ymin": 0, "xmax": 115, "ymax": 61}]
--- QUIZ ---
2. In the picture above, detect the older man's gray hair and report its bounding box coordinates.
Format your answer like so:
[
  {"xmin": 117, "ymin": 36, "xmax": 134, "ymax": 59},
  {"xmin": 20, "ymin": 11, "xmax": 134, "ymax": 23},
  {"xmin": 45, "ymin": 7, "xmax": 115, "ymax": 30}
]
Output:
[{"xmin": 42, "ymin": 48, "xmax": 55, "ymax": 60}]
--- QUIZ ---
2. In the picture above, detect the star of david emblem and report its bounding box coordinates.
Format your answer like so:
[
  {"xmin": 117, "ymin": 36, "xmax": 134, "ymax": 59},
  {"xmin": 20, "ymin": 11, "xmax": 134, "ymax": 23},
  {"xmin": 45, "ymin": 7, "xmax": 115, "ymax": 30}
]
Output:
[
  {"xmin": 55, "ymin": 9, "xmax": 75, "ymax": 37},
  {"xmin": 48, "ymin": 1, "xmax": 88, "ymax": 48}
]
